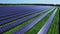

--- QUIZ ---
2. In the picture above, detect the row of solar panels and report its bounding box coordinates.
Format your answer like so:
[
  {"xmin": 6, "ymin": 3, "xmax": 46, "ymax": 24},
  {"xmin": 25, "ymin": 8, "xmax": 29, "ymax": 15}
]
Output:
[{"xmin": 0, "ymin": 6, "xmax": 57, "ymax": 34}]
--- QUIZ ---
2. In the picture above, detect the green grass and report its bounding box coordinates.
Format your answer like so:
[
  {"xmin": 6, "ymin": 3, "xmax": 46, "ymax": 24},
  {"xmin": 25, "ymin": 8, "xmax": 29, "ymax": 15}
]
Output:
[
  {"xmin": 47, "ymin": 8, "xmax": 59, "ymax": 34},
  {"xmin": 25, "ymin": 8, "xmax": 55, "ymax": 34},
  {"xmin": 3, "ymin": 10, "xmax": 45, "ymax": 34}
]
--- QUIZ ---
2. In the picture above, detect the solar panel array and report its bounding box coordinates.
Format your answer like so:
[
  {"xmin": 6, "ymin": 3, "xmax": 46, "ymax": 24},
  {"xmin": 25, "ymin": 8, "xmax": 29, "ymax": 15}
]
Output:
[{"xmin": 0, "ymin": 6, "xmax": 59, "ymax": 34}]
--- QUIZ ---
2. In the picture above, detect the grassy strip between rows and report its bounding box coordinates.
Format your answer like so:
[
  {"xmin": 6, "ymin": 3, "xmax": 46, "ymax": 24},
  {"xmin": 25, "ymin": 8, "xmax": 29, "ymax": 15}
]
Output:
[
  {"xmin": 25, "ymin": 8, "xmax": 55, "ymax": 34},
  {"xmin": 3, "ymin": 9, "xmax": 47, "ymax": 34},
  {"xmin": 47, "ymin": 8, "xmax": 59, "ymax": 34}
]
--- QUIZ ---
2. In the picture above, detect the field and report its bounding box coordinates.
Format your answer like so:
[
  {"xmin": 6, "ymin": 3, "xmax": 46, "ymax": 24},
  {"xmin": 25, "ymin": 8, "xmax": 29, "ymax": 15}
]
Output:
[{"xmin": 0, "ymin": 5, "xmax": 59, "ymax": 34}]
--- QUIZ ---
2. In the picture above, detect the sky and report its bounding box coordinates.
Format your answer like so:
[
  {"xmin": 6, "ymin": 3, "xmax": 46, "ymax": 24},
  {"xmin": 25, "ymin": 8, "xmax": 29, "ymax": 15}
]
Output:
[{"xmin": 0, "ymin": 0, "xmax": 60, "ymax": 4}]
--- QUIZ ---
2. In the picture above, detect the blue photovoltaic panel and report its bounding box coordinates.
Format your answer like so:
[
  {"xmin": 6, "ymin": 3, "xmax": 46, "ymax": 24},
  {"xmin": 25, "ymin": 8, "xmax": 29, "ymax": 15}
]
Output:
[{"xmin": 0, "ymin": 6, "xmax": 59, "ymax": 34}]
